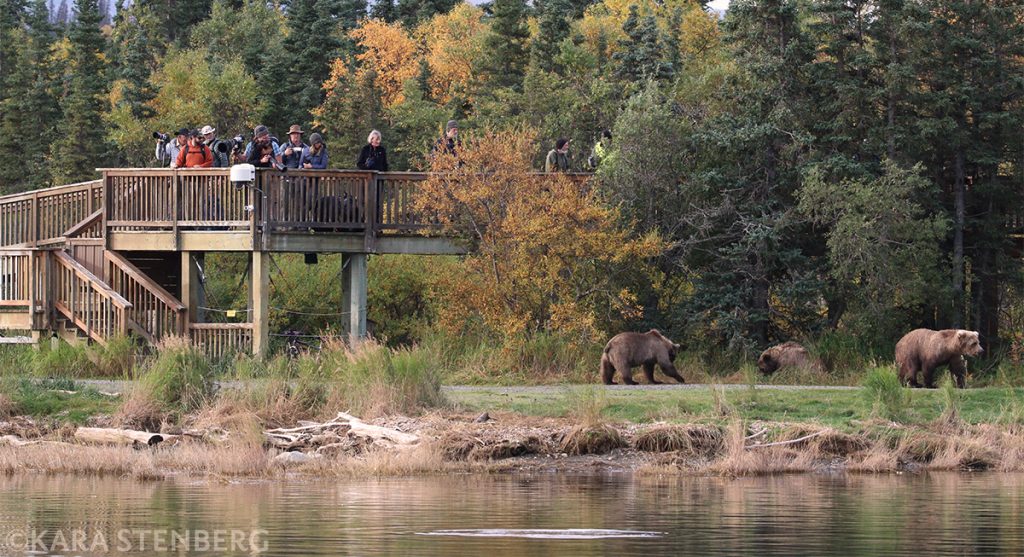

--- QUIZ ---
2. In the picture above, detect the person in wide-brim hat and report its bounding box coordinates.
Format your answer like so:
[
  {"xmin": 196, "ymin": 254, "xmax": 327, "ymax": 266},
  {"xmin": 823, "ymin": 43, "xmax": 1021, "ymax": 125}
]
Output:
[{"xmin": 280, "ymin": 124, "xmax": 309, "ymax": 169}]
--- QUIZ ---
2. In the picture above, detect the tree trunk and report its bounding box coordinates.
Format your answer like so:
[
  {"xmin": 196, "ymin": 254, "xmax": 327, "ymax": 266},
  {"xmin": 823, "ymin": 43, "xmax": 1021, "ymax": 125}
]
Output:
[{"xmin": 951, "ymin": 150, "xmax": 966, "ymax": 327}]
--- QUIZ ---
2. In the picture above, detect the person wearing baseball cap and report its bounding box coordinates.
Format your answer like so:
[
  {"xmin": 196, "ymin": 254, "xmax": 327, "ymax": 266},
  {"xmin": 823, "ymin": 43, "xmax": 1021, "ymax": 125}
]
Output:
[{"xmin": 160, "ymin": 128, "xmax": 190, "ymax": 168}]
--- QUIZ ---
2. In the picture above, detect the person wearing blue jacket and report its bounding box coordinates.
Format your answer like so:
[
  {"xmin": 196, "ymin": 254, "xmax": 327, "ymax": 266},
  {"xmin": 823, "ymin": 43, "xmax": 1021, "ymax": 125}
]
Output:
[{"xmin": 300, "ymin": 133, "xmax": 329, "ymax": 169}]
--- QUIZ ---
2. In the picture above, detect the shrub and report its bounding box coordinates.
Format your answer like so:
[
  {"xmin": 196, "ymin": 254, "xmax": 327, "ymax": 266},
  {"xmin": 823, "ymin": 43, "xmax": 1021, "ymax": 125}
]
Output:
[
  {"xmin": 30, "ymin": 341, "xmax": 95, "ymax": 377},
  {"xmin": 861, "ymin": 366, "xmax": 910, "ymax": 422},
  {"xmin": 289, "ymin": 338, "xmax": 446, "ymax": 418},
  {"xmin": 136, "ymin": 337, "xmax": 214, "ymax": 413},
  {"xmin": 88, "ymin": 336, "xmax": 138, "ymax": 378}
]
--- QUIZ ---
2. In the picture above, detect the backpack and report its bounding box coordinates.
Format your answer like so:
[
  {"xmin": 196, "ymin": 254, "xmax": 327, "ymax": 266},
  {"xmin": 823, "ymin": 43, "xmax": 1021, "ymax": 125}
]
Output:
[{"xmin": 181, "ymin": 144, "xmax": 209, "ymax": 164}]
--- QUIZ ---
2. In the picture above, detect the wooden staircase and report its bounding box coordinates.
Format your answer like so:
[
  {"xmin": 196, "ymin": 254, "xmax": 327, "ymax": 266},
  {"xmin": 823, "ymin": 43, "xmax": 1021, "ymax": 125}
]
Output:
[{"xmin": 0, "ymin": 180, "xmax": 187, "ymax": 349}]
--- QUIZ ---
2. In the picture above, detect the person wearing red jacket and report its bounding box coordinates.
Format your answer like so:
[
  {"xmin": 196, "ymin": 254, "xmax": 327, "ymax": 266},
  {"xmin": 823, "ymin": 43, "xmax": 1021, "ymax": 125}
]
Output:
[{"xmin": 174, "ymin": 130, "xmax": 214, "ymax": 168}]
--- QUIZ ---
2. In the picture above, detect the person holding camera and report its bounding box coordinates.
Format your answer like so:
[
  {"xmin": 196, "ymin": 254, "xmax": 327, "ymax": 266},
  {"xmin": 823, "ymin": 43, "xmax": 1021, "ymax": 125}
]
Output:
[
  {"xmin": 157, "ymin": 128, "xmax": 189, "ymax": 168},
  {"xmin": 200, "ymin": 125, "xmax": 229, "ymax": 168},
  {"xmin": 244, "ymin": 125, "xmax": 282, "ymax": 169},
  {"xmin": 357, "ymin": 129, "xmax": 389, "ymax": 171},
  {"xmin": 277, "ymin": 124, "xmax": 309, "ymax": 169},
  {"xmin": 300, "ymin": 133, "xmax": 329, "ymax": 169},
  {"xmin": 175, "ymin": 129, "xmax": 214, "ymax": 168}
]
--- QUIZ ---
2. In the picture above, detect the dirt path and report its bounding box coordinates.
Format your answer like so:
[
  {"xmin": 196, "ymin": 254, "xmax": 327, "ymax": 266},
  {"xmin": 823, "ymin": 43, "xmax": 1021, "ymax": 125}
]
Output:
[{"xmin": 76, "ymin": 380, "xmax": 858, "ymax": 395}]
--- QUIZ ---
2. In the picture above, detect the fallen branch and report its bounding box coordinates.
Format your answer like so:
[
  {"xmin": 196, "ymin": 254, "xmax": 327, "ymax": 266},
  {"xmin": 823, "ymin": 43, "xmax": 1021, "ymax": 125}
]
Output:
[
  {"xmin": 336, "ymin": 412, "xmax": 419, "ymax": 445},
  {"xmin": 746, "ymin": 429, "xmax": 829, "ymax": 450},
  {"xmin": 74, "ymin": 427, "xmax": 174, "ymax": 447},
  {"xmin": 263, "ymin": 413, "xmax": 418, "ymax": 454}
]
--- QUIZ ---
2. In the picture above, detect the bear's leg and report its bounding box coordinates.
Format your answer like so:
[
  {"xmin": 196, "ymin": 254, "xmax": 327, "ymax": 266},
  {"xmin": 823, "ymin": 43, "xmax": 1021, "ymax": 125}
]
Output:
[
  {"xmin": 899, "ymin": 359, "xmax": 921, "ymax": 388},
  {"xmin": 642, "ymin": 363, "xmax": 662, "ymax": 384},
  {"xmin": 616, "ymin": 360, "xmax": 639, "ymax": 386},
  {"xmin": 660, "ymin": 364, "xmax": 685, "ymax": 384},
  {"xmin": 601, "ymin": 355, "xmax": 617, "ymax": 385},
  {"xmin": 948, "ymin": 356, "xmax": 967, "ymax": 389},
  {"xmin": 922, "ymin": 364, "xmax": 938, "ymax": 388}
]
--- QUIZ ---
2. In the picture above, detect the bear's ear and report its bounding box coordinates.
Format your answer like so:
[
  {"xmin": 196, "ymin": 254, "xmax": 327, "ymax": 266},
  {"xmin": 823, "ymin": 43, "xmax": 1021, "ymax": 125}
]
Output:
[{"xmin": 673, "ymin": 343, "xmax": 681, "ymax": 350}]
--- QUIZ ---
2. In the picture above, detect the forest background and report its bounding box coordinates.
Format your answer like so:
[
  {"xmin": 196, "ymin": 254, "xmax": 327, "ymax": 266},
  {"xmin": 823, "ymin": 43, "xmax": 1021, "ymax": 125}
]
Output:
[{"xmin": 1, "ymin": 0, "xmax": 1023, "ymax": 382}]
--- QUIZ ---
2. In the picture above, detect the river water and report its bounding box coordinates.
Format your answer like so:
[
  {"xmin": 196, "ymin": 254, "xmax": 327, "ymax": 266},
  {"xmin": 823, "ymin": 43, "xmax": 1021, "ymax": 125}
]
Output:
[{"xmin": 0, "ymin": 472, "xmax": 1021, "ymax": 556}]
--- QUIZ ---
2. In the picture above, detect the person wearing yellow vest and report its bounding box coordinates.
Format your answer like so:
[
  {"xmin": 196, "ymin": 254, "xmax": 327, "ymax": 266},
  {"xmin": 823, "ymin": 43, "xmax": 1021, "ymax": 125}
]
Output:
[{"xmin": 588, "ymin": 129, "xmax": 612, "ymax": 170}]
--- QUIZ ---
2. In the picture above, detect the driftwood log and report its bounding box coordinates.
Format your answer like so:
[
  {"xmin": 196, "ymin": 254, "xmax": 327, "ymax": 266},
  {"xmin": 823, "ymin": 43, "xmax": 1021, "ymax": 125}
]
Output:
[
  {"xmin": 265, "ymin": 412, "xmax": 419, "ymax": 456},
  {"xmin": 74, "ymin": 427, "xmax": 174, "ymax": 447}
]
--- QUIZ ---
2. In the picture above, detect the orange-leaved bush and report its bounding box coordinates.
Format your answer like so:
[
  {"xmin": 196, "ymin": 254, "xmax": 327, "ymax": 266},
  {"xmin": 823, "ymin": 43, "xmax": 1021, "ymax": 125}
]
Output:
[{"xmin": 415, "ymin": 127, "xmax": 664, "ymax": 342}]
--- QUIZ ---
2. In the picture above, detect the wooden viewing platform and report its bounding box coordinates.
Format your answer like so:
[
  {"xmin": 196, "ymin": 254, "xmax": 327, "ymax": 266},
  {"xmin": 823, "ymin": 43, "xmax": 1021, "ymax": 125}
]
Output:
[{"xmin": 0, "ymin": 167, "xmax": 501, "ymax": 356}]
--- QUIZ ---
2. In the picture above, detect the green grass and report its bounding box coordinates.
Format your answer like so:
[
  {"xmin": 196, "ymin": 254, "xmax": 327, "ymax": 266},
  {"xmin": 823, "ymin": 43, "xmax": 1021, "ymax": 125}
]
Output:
[
  {"xmin": 447, "ymin": 385, "xmax": 1024, "ymax": 429},
  {"xmin": 0, "ymin": 376, "xmax": 119, "ymax": 423}
]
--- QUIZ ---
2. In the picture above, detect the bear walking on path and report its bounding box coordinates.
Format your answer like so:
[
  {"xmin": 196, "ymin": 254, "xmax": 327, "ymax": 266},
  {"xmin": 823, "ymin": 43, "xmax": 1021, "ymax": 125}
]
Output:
[
  {"xmin": 600, "ymin": 330, "xmax": 684, "ymax": 385},
  {"xmin": 895, "ymin": 329, "xmax": 983, "ymax": 388}
]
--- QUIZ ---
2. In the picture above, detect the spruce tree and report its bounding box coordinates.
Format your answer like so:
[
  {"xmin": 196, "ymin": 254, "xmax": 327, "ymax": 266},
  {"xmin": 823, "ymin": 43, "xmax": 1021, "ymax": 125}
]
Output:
[
  {"xmin": 54, "ymin": 0, "xmax": 68, "ymax": 26},
  {"xmin": 137, "ymin": 0, "xmax": 210, "ymax": 44},
  {"xmin": 613, "ymin": 6, "xmax": 673, "ymax": 83},
  {"xmin": 51, "ymin": 0, "xmax": 110, "ymax": 184},
  {"xmin": 677, "ymin": 0, "xmax": 815, "ymax": 348},
  {"xmin": 396, "ymin": 0, "xmax": 458, "ymax": 27},
  {"xmin": 0, "ymin": 0, "xmax": 28, "ymax": 99},
  {"xmin": 109, "ymin": 2, "xmax": 157, "ymax": 119},
  {"xmin": 263, "ymin": 0, "xmax": 358, "ymax": 131},
  {"xmin": 0, "ymin": 0, "xmax": 59, "ymax": 192},
  {"xmin": 369, "ymin": 0, "xmax": 396, "ymax": 21},
  {"xmin": 478, "ymin": 0, "xmax": 530, "ymax": 93},
  {"xmin": 530, "ymin": 0, "xmax": 570, "ymax": 74}
]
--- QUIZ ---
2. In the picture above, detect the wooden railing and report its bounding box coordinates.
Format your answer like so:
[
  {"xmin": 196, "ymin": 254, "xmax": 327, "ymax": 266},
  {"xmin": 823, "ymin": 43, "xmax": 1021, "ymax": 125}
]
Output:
[
  {"xmin": 377, "ymin": 172, "xmax": 431, "ymax": 231},
  {"xmin": 52, "ymin": 251, "xmax": 130, "ymax": 344},
  {"xmin": 101, "ymin": 169, "xmax": 433, "ymax": 239},
  {"xmin": 261, "ymin": 170, "xmax": 371, "ymax": 232},
  {"xmin": 190, "ymin": 323, "xmax": 253, "ymax": 358},
  {"xmin": 0, "ymin": 250, "xmax": 32, "ymax": 307},
  {"xmin": 0, "ymin": 180, "xmax": 103, "ymax": 247},
  {"xmin": 105, "ymin": 251, "xmax": 186, "ymax": 345},
  {"xmin": 100, "ymin": 168, "xmax": 593, "ymax": 243}
]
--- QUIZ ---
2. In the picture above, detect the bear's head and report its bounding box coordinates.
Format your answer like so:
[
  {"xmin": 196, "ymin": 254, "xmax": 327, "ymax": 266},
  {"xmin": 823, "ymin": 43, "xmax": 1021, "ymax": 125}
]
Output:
[
  {"xmin": 957, "ymin": 330, "xmax": 983, "ymax": 357},
  {"xmin": 757, "ymin": 351, "xmax": 779, "ymax": 375}
]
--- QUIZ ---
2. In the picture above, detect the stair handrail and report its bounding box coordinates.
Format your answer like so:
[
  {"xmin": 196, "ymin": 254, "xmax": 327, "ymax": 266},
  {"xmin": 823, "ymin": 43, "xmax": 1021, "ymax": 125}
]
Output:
[
  {"xmin": 63, "ymin": 209, "xmax": 104, "ymax": 239},
  {"xmin": 104, "ymin": 250, "xmax": 186, "ymax": 343},
  {"xmin": 52, "ymin": 250, "xmax": 131, "ymax": 344}
]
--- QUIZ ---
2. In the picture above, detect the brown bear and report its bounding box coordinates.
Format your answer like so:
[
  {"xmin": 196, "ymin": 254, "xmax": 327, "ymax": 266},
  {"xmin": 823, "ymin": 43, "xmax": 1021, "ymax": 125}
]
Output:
[
  {"xmin": 600, "ymin": 329, "xmax": 684, "ymax": 385},
  {"xmin": 895, "ymin": 328, "xmax": 983, "ymax": 389},
  {"xmin": 757, "ymin": 341, "xmax": 816, "ymax": 375}
]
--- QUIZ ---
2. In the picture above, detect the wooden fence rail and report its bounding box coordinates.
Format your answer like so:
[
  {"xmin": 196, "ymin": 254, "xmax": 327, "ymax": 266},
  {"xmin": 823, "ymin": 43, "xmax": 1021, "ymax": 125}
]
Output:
[
  {"xmin": 190, "ymin": 323, "xmax": 253, "ymax": 358},
  {"xmin": 0, "ymin": 251, "xmax": 32, "ymax": 307}
]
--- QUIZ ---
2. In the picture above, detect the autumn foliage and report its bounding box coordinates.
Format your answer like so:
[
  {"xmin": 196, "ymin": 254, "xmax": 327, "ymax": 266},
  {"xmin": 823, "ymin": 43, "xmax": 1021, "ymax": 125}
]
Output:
[{"xmin": 414, "ymin": 127, "xmax": 664, "ymax": 341}]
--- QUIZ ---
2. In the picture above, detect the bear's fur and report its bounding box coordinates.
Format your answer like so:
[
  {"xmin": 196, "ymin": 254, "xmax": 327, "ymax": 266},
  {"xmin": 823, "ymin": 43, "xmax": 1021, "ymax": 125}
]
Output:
[
  {"xmin": 895, "ymin": 328, "xmax": 983, "ymax": 389},
  {"xmin": 757, "ymin": 341, "xmax": 816, "ymax": 375},
  {"xmin": 600, "ymin": 329, "xmax": 684, "ymax": 385}
]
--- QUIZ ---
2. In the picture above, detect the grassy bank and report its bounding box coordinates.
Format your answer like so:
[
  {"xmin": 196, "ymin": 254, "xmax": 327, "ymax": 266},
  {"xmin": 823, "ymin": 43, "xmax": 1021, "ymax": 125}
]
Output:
[{"xmin": 3, "ymin": 337, "xmax": 1024, "ymax": 479}]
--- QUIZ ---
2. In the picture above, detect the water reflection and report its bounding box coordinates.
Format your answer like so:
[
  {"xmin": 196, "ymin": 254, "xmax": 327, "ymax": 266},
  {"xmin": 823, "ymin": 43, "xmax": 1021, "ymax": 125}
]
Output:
[{"xmin": 0, "ymin": 473, "xmax": 1021, "ymax": 556}]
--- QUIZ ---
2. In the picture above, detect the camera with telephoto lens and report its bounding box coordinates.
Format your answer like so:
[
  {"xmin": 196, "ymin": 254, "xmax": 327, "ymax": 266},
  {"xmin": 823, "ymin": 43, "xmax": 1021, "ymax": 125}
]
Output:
[
  {"xmin": 153, "ymin": 131, "xmax": 169, "ymax": 142},
  {"xmin": 216, "ymin": 134, "xmax": 247, "ymax": 157}
]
